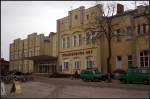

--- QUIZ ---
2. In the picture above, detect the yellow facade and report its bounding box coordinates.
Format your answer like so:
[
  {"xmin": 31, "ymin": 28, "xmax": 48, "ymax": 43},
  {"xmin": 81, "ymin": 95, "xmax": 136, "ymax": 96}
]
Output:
[
  {"xmin": 57, "ymin": 4, "xmax": 149, "ymax": 74},
  {"xmin": 57, "ymin": 4, "xmax": 103, "ymax": 74},
  {"xmin": 9, "ymin": 33, "xmax": 57, "ymax": 73},
  {"xmin": 9, "ymin": 4, "xmax": 149, "ymax": 74},
  {"xmin": 98, "ymin": 5, "xmax": 149, "ymax": 72}
]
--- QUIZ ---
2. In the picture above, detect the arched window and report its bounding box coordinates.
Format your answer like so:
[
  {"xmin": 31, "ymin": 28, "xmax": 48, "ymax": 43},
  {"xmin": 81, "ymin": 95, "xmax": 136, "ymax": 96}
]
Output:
[
  {"xmin": 140, "ymin": 50, "xmax": 149, "ymax": 68},
  {"xmin": 74, "ymin": 57, "xmax": 80, "ymax": 70},
  {"xmin": 63, "ymin": 59, "xmax": 69, "ymax": 71}
]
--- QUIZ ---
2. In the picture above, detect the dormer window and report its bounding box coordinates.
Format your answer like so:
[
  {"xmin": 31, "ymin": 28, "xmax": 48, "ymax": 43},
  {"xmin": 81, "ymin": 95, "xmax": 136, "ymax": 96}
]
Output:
[{"xmin": 75, "ymin": 15, "xmax": 78, "ymax": 20}]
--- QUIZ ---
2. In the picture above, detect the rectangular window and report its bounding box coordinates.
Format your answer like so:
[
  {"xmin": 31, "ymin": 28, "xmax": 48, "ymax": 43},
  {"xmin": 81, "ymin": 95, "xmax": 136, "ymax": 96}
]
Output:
[
  {"xmin": 117, "ymin": 56, "xmax": 122, "ymax": 61},
  {"xmin": 143, "ymin": 24, "xmax": 146, "ymax": 34},
  {"xmin": 64, "ymin": 62, "xmax": 69, "ymax": 70},
  {"xmin": 137, "ymin": 25, "xmax": 140, "ymax": 34},
  {"xmin": 86, "ymin": 32, "xmax": 90, "ymax": 44},
  {"xmin": 86, "ymin": 14, "xmax": 89, "ymax": 20},
  {"xmin": 91, "ymin": 32, "xmax": 96, "ymax": 44},
  {"xmin": 63, "ymin": 59, "xmax": 69, "ymax": 70},
  {"xmin": 126, "ymin": 26, "xmax": 132, "ymax": 40},
  {"xmin": 116, "ymin": 29, "xmax": 121, "ymax": 42},
  {"xmin": 140, "ymin": 24, "xmax": 144, "ymax": 34},
  {"xmin": 63, "ymin": 38, "xmax": 65, "ymax": 48},
  {"xmin": 74, "ymin": 35, "xmax": 77, "ymax": 46},
  {"xmin": 79, "ymin": 34, "xmax": 82, "ymax": 46},
  {"xmin": 74, "ymin": 58, "xmax": 80, "ymax": 69},
  {"xmin": 65, "ymin": 37, "xmax": 67, "ymax": 48},
  {"xmin": 72, "ymin": 36, "xmax": 74, "ymax": 47},
  {"xmin": 146, "ymin": 24, "xmax": 149, "ymax": 33},
  {"xmin": 61, "ymin": 39, "xmax": 63, "ymax": 48},
  {"xmin": 76, "ymin": 35, "xmax": 79, "ymax": 46},
  {"xmin": 86, "ymin": 56, "xmax": 93, "ymax": 69},
  {"xmin": 67, "ymin": 37, "xmax": 70, "ymax": 48},
  {"xmin": 140, "ymin": 50, "xmax": 149, "ymax": 68},
  {"xmin": 128, "ymin": 55, "xmax": 132, "ymax": 67},
  {"xmin": 75, "ymin": 15, "xmax": 78, "ymax": 20}
]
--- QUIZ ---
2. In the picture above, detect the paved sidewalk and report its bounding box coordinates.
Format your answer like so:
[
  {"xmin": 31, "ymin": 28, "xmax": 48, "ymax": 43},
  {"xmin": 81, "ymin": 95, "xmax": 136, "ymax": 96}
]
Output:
[
  {"xmin": 59, "ymin": 85, "xmax": 149, "ymax": 98},
  {"xmin": 2, "ymin": 79, "xmax": 149, "ymax": 98},
  {"xmin": 4, "ymin": 81, "xmax": 56, "ymax": 98}
]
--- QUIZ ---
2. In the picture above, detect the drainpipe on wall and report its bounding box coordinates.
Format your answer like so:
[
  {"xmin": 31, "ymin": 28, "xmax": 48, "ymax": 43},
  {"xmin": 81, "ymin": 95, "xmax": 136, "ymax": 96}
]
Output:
[{"xmin": 147, "ymin": 1, "xmax": 150, "ymax": 85}]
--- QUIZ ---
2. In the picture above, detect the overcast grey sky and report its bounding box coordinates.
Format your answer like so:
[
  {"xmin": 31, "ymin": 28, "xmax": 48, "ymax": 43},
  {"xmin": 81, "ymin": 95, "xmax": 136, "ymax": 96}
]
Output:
[{"xmin": 1, "ymin": 1, "xmax": 145, "ymax": 60}]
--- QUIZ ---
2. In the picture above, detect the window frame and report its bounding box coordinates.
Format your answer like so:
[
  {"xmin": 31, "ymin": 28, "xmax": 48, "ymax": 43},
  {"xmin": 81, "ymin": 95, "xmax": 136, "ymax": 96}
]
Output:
[
  {"xmin": 86, "ymin": 56, "xmax": 93, "ymax": 69},
  {"xmin": 128, "ymin": 55, "xmax": 133, "ymax": 67},
  {"xmin": 75, "ymin": 15, "xmax": 78, "ymax": 20},
  {"xmin": 74, "ymin": 57, "xmax": 80, "ymax": 70},
  {"xmin": 126, "ymin": 26, "xmax": 132, "ymax": 40},
  {"xmin": 140, "ymin": 50, "xmax": 149, "ymax": 68}
]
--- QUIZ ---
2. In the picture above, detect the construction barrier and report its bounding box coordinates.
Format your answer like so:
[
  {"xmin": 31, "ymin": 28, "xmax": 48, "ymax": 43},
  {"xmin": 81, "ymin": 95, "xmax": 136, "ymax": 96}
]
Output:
[{"xmin": 10, "ymin": 81, "xmax": 22, "ymax": 95}]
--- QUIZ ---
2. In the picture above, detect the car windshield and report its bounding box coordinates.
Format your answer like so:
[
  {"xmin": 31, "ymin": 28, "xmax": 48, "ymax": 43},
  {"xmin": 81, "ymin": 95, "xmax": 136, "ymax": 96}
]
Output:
[
  {"xmin": 127, "ymin": 69, "xmax": 148, "ymax": 74},
  {"xmin": 127, "ymin": 69, "xmax": 135, "ymax": 73}
]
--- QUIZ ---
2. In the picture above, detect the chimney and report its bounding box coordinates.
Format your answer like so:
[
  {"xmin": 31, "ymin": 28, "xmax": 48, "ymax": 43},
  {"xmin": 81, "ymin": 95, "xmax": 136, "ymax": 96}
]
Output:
[{"xmin": 117, "ymin": 3, "xmax": 124, "ymax": 15}]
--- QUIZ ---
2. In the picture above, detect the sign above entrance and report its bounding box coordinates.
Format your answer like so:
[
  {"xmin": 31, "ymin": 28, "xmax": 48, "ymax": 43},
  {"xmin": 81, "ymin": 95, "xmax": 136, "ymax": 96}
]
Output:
[{"xmin": 62, "ymin": 50, "xmax": 92, "ymax": 57}]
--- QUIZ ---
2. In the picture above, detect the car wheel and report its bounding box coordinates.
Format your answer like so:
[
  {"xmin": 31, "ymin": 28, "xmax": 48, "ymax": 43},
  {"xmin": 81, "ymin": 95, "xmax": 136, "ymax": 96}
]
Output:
[
  {"xmin": 102, "ymin": 77, "xmax": 106, "ymax": 81},
  {"xmin": 86, "ymin": 78, "xmax": 89, "ymax": 82},
  {"xmin": 95, "ymin": 78, "xmax": 99, "ymax": 82},
  {"xmin": 83, "ymin": 78, "xmax": 86, "ymax": 82},
  {"xmin": 90, "ymin": 79, "xmax": 93, "ymax": 82},
  {"xmin": 143, "ymin": 80, "xmax": 148, "ymax": 85},
  {"xmin": 122, "ymin": 79, "xmax": 127, "ymax": 84},
  {"xmin": 98, "ymin": 79, "xmax": 101, "ymax": 82}
]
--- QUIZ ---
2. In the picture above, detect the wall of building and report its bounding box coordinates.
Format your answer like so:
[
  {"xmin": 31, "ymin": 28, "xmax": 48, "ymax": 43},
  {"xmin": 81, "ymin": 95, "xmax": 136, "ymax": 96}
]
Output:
[
  {"xmin": 57, "ymin": 4, "xmax": 103, "ymax": 74},
  {"xmin": 57, "ymin": 4, "xmax": 149, "ymax": 74},
  {"xmin": 99, "ymin": 5, "xmax": 149, "ymax": 73},
  {"xmin": 9, "ymin": 4, "xmax": 149, "ymax": 74},
  {"xmin": 9, "ymin": 32, "xmax": 57, "ymax": 73}
]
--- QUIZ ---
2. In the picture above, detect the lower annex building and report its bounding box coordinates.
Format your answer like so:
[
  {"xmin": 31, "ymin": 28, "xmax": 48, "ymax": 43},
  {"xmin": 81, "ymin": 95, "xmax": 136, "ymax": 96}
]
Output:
[{"xmin": 9, "ymin": 32, "xmax": 58, "ymax": 73}]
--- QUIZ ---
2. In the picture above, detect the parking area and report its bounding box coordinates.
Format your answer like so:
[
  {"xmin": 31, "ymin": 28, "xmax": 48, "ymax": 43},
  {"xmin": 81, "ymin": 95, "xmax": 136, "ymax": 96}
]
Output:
[{"xmin": 1, "ymin": 76, "xmax": 149, "ymax": 98}]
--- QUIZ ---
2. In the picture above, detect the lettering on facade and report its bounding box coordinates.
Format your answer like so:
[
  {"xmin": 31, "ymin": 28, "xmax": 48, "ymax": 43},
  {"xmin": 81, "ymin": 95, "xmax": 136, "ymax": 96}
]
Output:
[{"xmin": 62, "ymin": 50, "xmax": 92, "ymax": 57}]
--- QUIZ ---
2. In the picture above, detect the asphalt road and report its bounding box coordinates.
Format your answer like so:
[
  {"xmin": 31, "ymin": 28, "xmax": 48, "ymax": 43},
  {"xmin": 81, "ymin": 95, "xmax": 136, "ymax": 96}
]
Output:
[{"xmin": 33, "ymin": 75, "xmax": 149, "ymax": 91}]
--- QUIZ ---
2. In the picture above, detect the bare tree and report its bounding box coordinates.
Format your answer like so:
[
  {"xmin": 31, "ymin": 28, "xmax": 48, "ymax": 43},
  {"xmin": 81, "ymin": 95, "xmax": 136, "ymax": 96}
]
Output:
[
  {"xmin": 96, "ymin": 3, "xmax": 116, "ymax": 82},
  {"xmin": 83, "ymin": 2, "xmax": 126, "ymax": 82}
]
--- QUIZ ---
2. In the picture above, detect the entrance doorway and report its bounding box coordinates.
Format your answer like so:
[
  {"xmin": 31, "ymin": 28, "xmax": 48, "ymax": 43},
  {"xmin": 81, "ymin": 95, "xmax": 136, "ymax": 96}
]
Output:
[{"xmin": 116, "ymin": 56, "xmax": 122, "ymax": 69}]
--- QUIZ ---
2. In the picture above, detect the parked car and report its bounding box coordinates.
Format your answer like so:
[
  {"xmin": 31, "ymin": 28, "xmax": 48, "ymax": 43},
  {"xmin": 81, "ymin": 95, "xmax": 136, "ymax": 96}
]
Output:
[
  {"xmin": 80, "ymin": 69, "xmax": 108, "ymax": 82},
  {"xmin": 119, "ymin": 67, "xmax": 149, "ymax": 85},
  {"xmin": 111, "ymin": 69, "xmax": 126, "ymax": 80}
]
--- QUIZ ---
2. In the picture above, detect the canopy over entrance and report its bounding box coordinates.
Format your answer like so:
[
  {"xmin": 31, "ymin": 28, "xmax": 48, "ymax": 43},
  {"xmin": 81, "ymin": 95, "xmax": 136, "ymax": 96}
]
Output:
[
  {"xmin": 24, "ymin": 55, "xmax": 58, "ymax": 73},
  {"xmin": 24, "ymin": 55, "xmax": 57, "ymax": 62}
]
